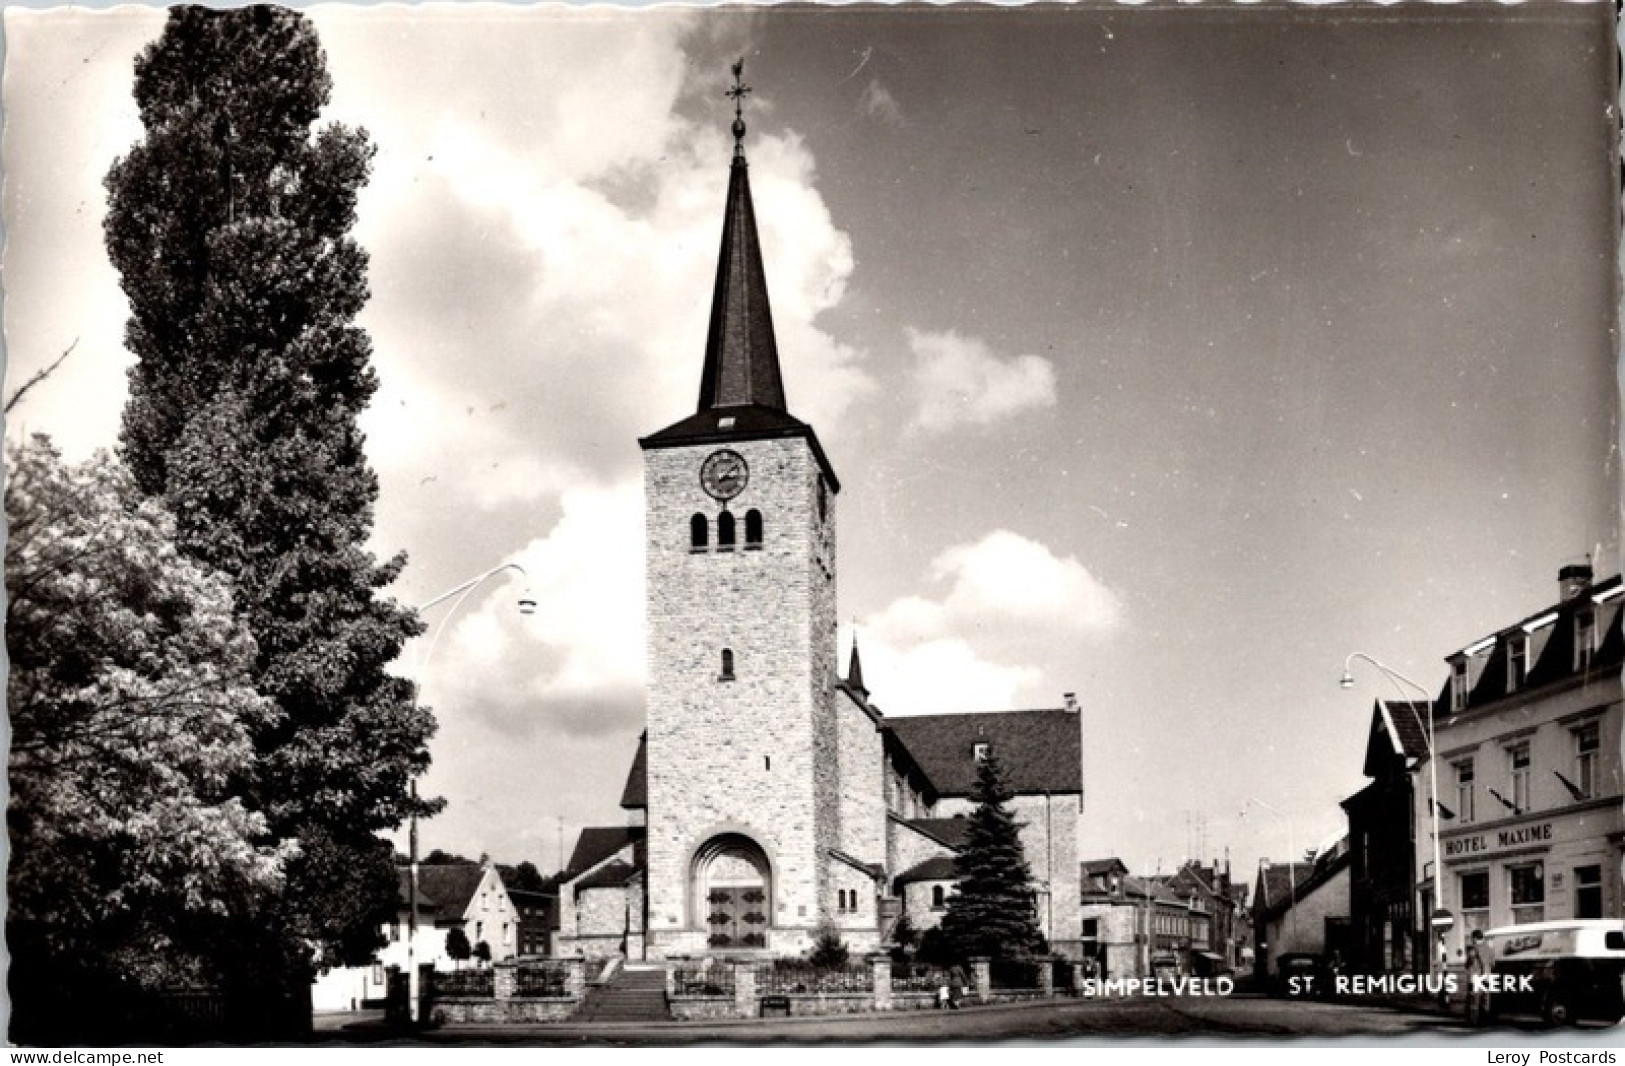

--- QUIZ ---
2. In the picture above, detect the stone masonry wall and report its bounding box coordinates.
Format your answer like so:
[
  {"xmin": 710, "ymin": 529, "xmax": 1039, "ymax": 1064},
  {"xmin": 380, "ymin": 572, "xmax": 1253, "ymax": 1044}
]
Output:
[{"xmin": 643, "ymin": 437, "xmax": 838, "ymax": 953}]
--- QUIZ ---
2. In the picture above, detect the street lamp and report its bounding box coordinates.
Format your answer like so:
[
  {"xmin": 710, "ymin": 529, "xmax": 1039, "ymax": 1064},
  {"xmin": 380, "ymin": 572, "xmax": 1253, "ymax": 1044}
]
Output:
[
  {"xmin": 405, "ymin": 562, "xmax": 534, "ymax": 1025},
  {"xmin": 1339, "ymin": 651, "xmax": 1441, "ymax": 974},
  {"xmin": 1241, "ymin": 797, "xmax": 1296, "ymax": 966}
]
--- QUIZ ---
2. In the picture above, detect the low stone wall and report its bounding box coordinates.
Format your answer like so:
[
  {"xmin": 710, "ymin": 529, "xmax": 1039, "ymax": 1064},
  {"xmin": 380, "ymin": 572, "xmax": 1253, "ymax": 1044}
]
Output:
[
  {"xmin": 669, "ymin": 996, "xmax": 737, "ymax": 1021},
  {"xmin": 431, "ymin": 996, "xmax": 577, "ymax": 1025}
]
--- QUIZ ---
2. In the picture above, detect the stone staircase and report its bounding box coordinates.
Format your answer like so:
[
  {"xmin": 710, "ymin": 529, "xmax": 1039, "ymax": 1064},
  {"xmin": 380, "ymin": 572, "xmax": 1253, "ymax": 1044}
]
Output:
[{"xmin": 572, "ymin": 963, "xmax": 672, "ymax": 1023}]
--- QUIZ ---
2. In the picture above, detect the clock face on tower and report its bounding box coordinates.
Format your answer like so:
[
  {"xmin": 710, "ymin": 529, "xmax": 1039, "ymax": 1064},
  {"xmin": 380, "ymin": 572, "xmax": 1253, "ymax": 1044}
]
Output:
[{"xmin": 700, "ymin": 449, "xmax": 749, "ymax": 501}]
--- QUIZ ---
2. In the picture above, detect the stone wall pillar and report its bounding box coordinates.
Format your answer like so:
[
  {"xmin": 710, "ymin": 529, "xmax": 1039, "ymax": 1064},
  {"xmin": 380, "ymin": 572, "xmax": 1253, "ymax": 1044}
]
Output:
[
  {"xmin": 566, "ymin": 958, "xmax": 587, "ymax": 1000},
  {"xmin": 1071, "ymin": 961, "xmax": 1086, "ymax": 995},
  {"xmin": 869, "ymin": 954, "xmax": 892, "ymax": 1011},
  {"xmin": 494, "ymin": 962, "xmax": 517, "ymax": 1001},
  {"xmin": 735, "ymin": 962, "xmax": 757, "ymax": 1019},
  {"xmin": 970, "ymin": 957, "xmax": 991, "ymax": 1003},
  {"xmin": 1038, "ymin": 956, "xmax": 1054, "ymax": 996}
]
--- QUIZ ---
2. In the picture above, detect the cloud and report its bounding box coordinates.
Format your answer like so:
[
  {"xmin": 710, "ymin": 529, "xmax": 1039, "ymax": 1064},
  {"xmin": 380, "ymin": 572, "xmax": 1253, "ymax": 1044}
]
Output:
[
  {"xmin": 905, "ymin": 327, "xmax": 1057, "ymax": 432},
  {"xmin": 859, "ymin": 78, "xmax": 903, "ymax": 125},
  {"xmin": 416, "ymin": 477, "xmax": 646, "ymax": 740},
  {"xmin": 859, "ymin": 530, "xmax": 1119, "ymax": 715}
]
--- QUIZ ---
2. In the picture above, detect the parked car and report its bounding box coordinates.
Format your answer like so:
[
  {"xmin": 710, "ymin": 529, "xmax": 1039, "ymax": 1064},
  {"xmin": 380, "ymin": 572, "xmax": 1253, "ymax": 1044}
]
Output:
[
  {"xmin": 1271, "ymin": 953, "xmax": 1329, "ymax": 998},
  {"xmin": 1467, "ymin": 920, "xmax": 1625, "ymax": 1028}
]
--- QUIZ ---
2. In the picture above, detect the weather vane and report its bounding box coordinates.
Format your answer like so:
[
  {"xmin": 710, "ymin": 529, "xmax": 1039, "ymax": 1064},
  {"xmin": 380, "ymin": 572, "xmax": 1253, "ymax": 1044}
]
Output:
[{"xmin": 726, "ymin": 58, "xmax": 751, "ymax": 159}]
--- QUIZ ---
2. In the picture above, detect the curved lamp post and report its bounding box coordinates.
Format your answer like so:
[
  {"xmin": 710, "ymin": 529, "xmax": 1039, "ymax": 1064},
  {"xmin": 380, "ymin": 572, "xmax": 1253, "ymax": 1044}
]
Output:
[
  {"xmin": 1339, "ymin": 651, "xmax": 1441, "ymax": 972},
  {"xmin": 405, "ymin": 562, "xmax": 534, "ymax": 1024}
]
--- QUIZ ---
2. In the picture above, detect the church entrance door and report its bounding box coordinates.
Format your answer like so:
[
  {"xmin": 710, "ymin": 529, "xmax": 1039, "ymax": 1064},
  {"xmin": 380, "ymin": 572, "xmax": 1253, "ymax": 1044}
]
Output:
[{"xmin": 693, "ymin": 834, "xmax": 772, "ymax": 950}]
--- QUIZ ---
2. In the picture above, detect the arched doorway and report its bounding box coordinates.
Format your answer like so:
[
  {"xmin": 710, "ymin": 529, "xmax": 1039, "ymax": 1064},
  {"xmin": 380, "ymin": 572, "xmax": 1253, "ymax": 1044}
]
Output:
[{"xmin": 692, "ymin": 834, "xmax": 772, "ymax": 949}]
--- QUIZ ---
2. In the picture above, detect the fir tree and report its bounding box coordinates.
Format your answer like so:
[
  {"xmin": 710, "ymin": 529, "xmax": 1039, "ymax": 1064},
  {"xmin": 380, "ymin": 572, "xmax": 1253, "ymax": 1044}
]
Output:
[
  {"xmin": 102, "ymin": 6, "xmax": 434, "ymax": 1018},
  {"xmin": 933, "ymin": 751, "xmax": 1049, "ymax": 962}
]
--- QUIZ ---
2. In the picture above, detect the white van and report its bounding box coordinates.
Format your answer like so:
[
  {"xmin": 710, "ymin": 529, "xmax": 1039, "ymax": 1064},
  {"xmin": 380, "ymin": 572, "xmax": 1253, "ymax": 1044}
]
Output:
[{"xmin": 1467, "ymin": 920, "xmax": 1625, "ymax": 1027}]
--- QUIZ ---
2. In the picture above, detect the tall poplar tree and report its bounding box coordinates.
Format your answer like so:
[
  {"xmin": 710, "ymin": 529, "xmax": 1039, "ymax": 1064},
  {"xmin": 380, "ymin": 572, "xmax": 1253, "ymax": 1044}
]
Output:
[
  {"xmin": 932, "ymin": 751, "xmax": 1050, "ymax": 963},
  {"xmin": 102, "ymin": 5, "xmax": 433, "ymax": 1013}
]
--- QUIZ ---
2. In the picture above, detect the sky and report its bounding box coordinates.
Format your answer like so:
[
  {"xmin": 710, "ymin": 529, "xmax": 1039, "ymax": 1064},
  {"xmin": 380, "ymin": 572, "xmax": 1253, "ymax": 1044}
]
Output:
[{"xmin": 3, "ymin": 1, "xmax": 1619, "ymax": 883}]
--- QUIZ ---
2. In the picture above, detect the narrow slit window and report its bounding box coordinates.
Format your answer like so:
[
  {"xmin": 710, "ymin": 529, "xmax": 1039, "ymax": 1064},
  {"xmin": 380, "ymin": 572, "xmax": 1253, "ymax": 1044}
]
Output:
[{"xmin": 720, "ymin": 648, "xmax": 735, "ymax": 680}]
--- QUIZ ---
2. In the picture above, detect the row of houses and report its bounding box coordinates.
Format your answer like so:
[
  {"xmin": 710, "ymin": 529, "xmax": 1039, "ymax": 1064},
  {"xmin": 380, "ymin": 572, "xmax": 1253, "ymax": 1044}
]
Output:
[
  {"xmin": 1251, "ymin": 563, "xmax": 1623, "ymax": 982},
  {"xmin": 312, "ymin": 862, "xmax": 559, "ymax": 1012}
]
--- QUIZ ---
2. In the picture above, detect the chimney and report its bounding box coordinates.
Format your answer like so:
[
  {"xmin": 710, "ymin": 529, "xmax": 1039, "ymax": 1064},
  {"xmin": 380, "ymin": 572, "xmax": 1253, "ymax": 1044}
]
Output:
[
  {"xmin": 1559, "ymin": 562, "xmax": 1594, "ymax": 602},
  {"xmin": 1063, "ymin": 692, "xmax": 1080, "ymax": 713}
]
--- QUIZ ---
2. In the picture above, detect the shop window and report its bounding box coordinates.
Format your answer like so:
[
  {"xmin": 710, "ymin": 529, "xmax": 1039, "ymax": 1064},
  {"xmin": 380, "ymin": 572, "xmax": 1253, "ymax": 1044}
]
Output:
[
  {"xmin": 1575, "ymin": 865, "xmax": 1603, "ymax": 920},
  {"xmin": 744, "ymin": 509, "xmax": 763, "ymax": 548},
  {"xmin": 1460, "ymin": 871, "xmax": 1489, "ymax": 913},
  {"xmin": 1455, "ymin": 759, "xmax": 1476, "ymax": 823},
  {"xmin": 690, "ymin": 513, "xmax": 709, "ymax": 552},
  {"xmin": 1509, "ymin": 863, "xmax": 1545, "ymax": 924},
  {"xmin": 717, "ymin": 511, "xmax": 736, "ymax": 550},
  {"xmin": 1508, "ymin": 744, "xmax": 1531, "ymax": 813},
  {"xmin": 1573, "ymin": 722, "xmax": 1598, "ymax": 799}
]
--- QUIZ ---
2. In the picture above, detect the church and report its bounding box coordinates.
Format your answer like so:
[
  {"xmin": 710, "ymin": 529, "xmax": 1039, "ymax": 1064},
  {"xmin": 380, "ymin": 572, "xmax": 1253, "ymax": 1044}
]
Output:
[{"xmin": 553, "ymin": 67, "xmax": 1084, "ymax": 962}]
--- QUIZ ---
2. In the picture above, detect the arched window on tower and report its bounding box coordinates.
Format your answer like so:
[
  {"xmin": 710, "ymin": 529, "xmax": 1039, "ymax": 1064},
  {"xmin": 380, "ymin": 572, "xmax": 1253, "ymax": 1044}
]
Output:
[
  {"xmin": 690, "ymin": 514, "xmax": 709, "ymax": 552},
  {"xmin": 720, "ymin": 648, "xmax": 735, "ymax": 681},
  {"xmin": 717, "ymin": 510, "xmax": 736, "ymax": 550},
  {"xmin": 744, "ymin": 509, "xmax": 763, "ymax": 548}
]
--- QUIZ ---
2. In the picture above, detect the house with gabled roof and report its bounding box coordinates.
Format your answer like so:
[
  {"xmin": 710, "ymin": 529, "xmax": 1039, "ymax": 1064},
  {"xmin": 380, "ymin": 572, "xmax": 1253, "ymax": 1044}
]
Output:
[
  {"xmin": 1251, "ymin": 840, "xmax": 1352, "ymax": 981},
  {"xmin": 551, "ymin": 67, "xmax": 1084, "ymax": 961}
]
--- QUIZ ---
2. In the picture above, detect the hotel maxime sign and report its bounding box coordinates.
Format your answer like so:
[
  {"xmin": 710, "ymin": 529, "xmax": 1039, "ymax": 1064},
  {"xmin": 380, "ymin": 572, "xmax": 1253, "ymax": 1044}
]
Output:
[{"xmin": 1444, "ymin": 822, "xmax": 1553, "ymax": 860}]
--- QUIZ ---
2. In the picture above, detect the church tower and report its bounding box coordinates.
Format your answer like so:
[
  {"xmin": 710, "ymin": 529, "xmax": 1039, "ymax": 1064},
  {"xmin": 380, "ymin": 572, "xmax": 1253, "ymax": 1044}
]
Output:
[{"xmin": 638, "ymin": 63, "xmax": 842, "ymax": 956}]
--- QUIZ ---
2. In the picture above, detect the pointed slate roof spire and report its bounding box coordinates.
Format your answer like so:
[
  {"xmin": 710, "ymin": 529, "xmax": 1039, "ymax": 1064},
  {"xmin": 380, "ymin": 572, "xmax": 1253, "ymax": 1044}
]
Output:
[
  {"xmin": 696, "ymin": 59, "xmax": 787, "ymax": 414},
  {"xmin": 846, "ymin": 633, "xmax": 868, "ymax": 698},
  {"xmin": 640, "ymin": 62, "xmax": 839, "ymax": 493}
]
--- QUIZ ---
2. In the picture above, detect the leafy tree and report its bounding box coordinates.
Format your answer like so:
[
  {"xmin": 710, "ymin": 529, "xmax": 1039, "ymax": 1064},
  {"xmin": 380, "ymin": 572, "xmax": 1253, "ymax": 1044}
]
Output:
[
  {"xmin": 932, "ymin": 752, "xmax": 1049, "ymax": 963},
  {"xmin": 497, "ymin": 861, "xmax": 548, "ymax": 893},
  {"xmin": 444, "ymin": 928, "xmax": 472, "ymax": 970},
  {"xmin": 808, "ymin": 927, "xmax": 850, "ymax": 969},
  {"xmin": 5, "ymin": 436, "xmax": 292, "ymax": 1041},
  {"xmin": 889, "ymin": 911, "xmax": 919, "ymax": 964},
  {"xmin": 423, "ymin": 850, "xmax": 476, "ymax": 867},
  {"xmin": 101, "ymin": 5, "xmax": 434, "ymax": 1007},
  {"xmin": 473, "ymin": 941, "xmax": 492, "ymax": 966}
]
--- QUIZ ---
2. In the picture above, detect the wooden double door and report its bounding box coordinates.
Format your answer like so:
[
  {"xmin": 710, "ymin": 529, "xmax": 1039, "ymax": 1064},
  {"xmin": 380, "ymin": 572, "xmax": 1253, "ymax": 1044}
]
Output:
[{"xmin": 706, "ymin": 885, "xmax": 768, "ymax": 949}]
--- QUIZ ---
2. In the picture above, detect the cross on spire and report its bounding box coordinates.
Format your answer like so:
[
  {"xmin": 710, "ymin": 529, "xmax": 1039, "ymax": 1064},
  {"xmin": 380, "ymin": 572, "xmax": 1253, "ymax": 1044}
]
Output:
[{"xmin": 727, "ymin": 58, "xmax": 751, "ymax": 160}]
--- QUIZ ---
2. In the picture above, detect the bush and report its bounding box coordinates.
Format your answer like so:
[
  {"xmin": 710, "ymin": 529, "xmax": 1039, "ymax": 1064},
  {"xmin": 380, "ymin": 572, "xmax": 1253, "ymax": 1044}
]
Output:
[{"xmin": 808, "ymin": 928, "xmax": 850, "ymax": 968}]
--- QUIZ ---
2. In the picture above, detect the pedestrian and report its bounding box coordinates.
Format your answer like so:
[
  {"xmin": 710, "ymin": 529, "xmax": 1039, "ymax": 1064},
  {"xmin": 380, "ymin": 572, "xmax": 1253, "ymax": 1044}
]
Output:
[
  {"xmin": 936, "ymin": 982, "xmax": 950, "ymax": 1010},
  {"xmin": 1435, "ymin": 933, "xmax": 1452, "ymax": 1009},
  {"xmin": 1465, "ymin": 929, "xmax": 1491, "ymax": 1025}
]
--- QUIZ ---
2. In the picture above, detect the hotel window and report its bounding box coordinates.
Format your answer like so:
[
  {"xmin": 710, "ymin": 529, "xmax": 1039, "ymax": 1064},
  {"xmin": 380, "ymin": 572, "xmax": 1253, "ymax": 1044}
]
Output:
[
  {"xmin": 1455, "ymin": 759, "xmax": 1476, "ymax": 823},
  {"xmin": 1574, "ymin": 611, "xmax": 1596, "ymax": 671},
  {"xmin": 1575, "ymin": 865, "xmax": 1603, "ymax": 920},
  {"xmin": 1509, "ymin": 863, "xmax": 1545, "ymax": 924},
  {"xmin": 1451, "ymin": 659, "xmax": 1469, "ymax": 713},
  {"xmin": 1508, "ymin": 743, "xmax": 1531, "ymax": 812},
  {"xmin": 1460, "ymin": 871, "xmax": 1490, "ymax": 933},
  {"xmin": 1573, "ymin": 722, "xmax": 1598, "ymax": 799},
  {"xmin": 1507, "ymin": 636, "xmax": 1528, "ymax": 690}
]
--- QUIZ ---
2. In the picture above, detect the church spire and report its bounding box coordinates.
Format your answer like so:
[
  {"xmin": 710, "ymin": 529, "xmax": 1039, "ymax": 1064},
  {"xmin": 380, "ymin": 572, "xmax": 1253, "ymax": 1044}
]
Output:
[
  {"xmin": 695, "ymin": 59, "xmax": 787, "ymax": 414},
  {"xmin": 846, "ymin": 632, "xmax": 868, "ymax": 698}
]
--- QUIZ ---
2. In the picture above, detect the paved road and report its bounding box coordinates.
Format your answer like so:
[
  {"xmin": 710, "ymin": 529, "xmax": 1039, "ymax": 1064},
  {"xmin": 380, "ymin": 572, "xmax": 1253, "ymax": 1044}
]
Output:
[{"xmin": 320, "ymin": 994, "xmax": 1473, "ymax": 1044}]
